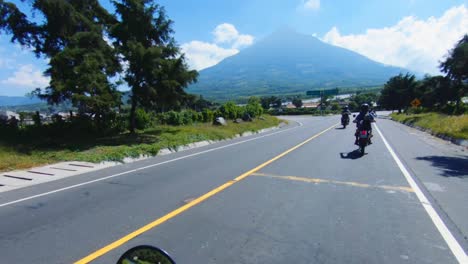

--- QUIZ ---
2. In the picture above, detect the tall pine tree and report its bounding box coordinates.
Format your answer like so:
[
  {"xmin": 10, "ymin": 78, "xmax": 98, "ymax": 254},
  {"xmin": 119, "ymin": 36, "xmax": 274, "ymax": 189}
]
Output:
[
  {"xmin": 110, "ymin": 0, "xmax": 197, "ymax": 132},
  {"xmin": 1, "ymin": 0, "xmax": 121, "ymax": 124}
]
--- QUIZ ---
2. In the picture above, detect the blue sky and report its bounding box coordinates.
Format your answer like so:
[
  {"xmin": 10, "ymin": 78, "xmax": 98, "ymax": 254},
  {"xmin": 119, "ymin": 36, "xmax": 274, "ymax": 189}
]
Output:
[{"xmin": 1, "ymin": 0, "xmax": 467, "ymax": 96}]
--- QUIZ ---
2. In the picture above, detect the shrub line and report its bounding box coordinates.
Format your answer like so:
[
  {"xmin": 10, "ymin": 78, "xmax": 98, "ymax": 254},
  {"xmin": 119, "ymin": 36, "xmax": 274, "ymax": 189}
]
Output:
[{"xmin": 390, "ymin": 116, "xmax": 468, "ymax": 147}]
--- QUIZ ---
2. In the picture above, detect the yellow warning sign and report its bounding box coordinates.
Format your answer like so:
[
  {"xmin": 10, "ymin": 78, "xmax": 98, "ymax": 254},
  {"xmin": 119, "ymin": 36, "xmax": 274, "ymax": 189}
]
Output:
[{"xmin": 411, "ymin": 98, "xmax": 421, "ymax": 107}]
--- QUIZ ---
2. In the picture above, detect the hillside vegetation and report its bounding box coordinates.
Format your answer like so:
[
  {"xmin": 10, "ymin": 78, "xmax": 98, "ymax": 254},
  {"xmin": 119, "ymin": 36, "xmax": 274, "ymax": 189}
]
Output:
[{"xmin": 391, "ymin": 113, "xmax": 467, "ymax": 139}]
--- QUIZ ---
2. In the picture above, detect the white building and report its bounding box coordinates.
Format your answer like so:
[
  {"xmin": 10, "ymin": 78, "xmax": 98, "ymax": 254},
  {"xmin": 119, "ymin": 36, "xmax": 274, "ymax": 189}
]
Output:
[{"xmin": 0, "ymin": 110, "xmax": 20, "ymax": 120}]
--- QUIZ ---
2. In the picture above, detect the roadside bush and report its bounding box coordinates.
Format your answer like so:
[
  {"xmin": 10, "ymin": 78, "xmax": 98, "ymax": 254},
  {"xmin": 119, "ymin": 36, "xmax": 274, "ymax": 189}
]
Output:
[
  {"xmin": 245, "ymin": 97, "xmax": 263, "ymax": 118},
  {"xmin": 439, "ymin": 103, "xmax": 467, "ymax": 115},
  {"xmin": 202, "ymin": 109, "xmax": 214, "ymax": 123},
  {"xmin": 220, "ymin": 101, "xmax": 242, "ymax": 119},
  {"xmin": 406, "ymin": 107, "xmax": 427, "ymax": 115},
  {"xmin": 331, "ymin": 102, "xmax": 340, "ymax": 111},
  {"xmin": 113, "ymin": 113, "xmax": 129, "ymax": 133},
  {"xmin": 32, "ymin": 111, "xmax": 41, "ymax": 127},
  {"xmin": 165, "ymin": 111, "xmax": 184, "ymax": 125},
  {"xmin": 182, "ymin": 110, "xmax": 200, "ymax": 125},
  {"xmin": 135, "ymin": 108, "xmax": 151, "ymax": 129},
  {"xmin": 155, "ymin": 110, "xmax": 206, "ymax": 126}
]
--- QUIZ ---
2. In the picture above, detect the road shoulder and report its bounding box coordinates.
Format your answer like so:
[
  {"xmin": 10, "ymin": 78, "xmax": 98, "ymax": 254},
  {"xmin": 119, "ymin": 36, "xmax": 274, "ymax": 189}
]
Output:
[{"xmin": 377, "ymin": 118, "xmax": 468, "ymax": 252}]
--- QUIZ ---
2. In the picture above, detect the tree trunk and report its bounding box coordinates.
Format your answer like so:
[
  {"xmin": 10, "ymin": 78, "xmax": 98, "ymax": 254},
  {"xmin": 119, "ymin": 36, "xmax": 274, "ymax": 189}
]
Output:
[{"xmin": 129, "ymin": 96, "xmax": 137, "ymax": 134}]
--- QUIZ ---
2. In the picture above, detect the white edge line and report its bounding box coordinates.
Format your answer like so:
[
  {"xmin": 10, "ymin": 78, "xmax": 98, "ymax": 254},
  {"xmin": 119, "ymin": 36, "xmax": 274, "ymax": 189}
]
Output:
[
  {"xmin": 0, "ymin": 121, "xmax": 303, "ymax": 208},
  {"xmin": 374, "ymin": 123, "xmax": 467, "ymax": 263}
]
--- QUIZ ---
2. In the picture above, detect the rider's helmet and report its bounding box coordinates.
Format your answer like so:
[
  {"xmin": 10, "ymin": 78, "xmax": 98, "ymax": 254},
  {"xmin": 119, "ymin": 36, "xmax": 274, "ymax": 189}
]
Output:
[
  {"xmin": 343, "ymin": 105, "xmax": 349, "ymax": 111},
  {"xmin": 360, "ymin": 103, "xmax": 369, "ymax": 113}
]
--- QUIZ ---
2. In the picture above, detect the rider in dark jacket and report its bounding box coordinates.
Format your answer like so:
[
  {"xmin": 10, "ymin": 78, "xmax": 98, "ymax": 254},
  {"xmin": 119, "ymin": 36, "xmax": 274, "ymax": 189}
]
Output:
[
  {"xmin": 341, "ymin": 105, "xmax": 351, "ymax": 124},
  {"xmin": 353, "ymin": 104, "xmax": 375, "ymax": 145}
]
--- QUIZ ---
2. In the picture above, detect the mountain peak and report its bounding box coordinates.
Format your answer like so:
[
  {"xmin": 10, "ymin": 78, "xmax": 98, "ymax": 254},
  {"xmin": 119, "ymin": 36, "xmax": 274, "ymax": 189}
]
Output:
[
  {"xmin": 271, "ymin": 26, "xmax": 298, "ymax": 34},
  {"xmin": 188, "ymin": 28, "xmax": 407, "ymax": 100}
]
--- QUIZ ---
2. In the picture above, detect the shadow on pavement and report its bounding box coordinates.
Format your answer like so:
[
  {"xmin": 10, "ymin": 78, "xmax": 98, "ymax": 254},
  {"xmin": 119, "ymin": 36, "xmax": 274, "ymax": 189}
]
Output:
[
  {"xmin": 335, "ymin": 127, "xmax": 346, "ymax": 130},
  {"xmin": 340, "ymin": 150, "xmax": 364, "ymax": 159},
  {"xmin": 416, "ymin": 156, "xmax": 468, "ymax": 178}
]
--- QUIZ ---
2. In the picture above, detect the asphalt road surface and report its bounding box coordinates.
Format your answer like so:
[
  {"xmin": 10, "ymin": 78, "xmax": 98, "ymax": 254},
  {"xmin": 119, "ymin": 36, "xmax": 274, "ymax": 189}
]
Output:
[{"xmin": 0, "ymin": 114, "xmax": 467, "ymax": 264}]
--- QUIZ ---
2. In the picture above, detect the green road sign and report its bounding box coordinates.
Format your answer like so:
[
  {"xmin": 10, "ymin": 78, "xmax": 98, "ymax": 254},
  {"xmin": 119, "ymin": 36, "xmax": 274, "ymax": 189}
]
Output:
[
  {"xmin": 306, "ymin": 90, "xmax": 321, "ymax": 96},
  {"xmin": 306, "ymin": 88, "xmax": 339, "ymax": 96},
  {"xmin": 323, "ymin": 88, "xmax": 339, "ymax": 96}
]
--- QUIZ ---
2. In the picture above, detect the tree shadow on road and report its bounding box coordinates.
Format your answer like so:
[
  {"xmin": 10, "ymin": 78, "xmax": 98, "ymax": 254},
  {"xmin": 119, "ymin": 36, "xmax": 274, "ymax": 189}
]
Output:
[
  {"xmin": 416, "ymin": 156, "xmax": 468, "ymax": 178},
  {"xmin": 340, "ymin": 150, "xmax": 365, "ymax": 159}
]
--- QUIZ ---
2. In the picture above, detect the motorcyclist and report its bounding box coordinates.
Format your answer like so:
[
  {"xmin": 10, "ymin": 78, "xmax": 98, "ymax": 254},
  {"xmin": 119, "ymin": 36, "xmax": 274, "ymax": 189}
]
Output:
[
  {"xmin": 353, "ymin": 103, "xmax": 375, "ymax": 145},
  {"xmin": 341, "ymin": 105, "xmax": 351, "ymax": 125}
]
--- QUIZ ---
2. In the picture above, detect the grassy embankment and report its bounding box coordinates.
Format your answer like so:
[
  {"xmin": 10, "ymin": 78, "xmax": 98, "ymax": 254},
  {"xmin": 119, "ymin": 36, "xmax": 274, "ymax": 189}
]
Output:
[
  {"xmin": 390, "ymin": 112, "xmax": 468, "ymax": 140},
  {"xmin": 0, "ymin": 115, "xmax": 281, "ymax": 172}
]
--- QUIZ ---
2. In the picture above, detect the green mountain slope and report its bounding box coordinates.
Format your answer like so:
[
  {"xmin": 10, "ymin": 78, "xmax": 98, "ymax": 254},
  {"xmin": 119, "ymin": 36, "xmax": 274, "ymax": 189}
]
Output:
[{"xmin": 188, "ymin": 29, "xmax": 408, "ymax": 100}]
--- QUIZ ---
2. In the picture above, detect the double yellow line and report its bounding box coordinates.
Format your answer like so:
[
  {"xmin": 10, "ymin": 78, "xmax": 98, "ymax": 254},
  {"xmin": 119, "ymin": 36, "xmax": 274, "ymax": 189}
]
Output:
[{"xmin": 75, "ymin": 123, "xmax": 338, "ymax": 264}]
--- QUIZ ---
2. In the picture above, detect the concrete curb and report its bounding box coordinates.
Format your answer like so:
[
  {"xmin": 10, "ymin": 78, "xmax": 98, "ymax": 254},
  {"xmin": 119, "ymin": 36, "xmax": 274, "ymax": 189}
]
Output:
[
  {"xmin": 127, "ymin": 122, "xmax": 288, "ymax": 159},
  {"xmin": 390, "ymin": 118, "xmax": 468, "ymax": 148},
  {"xmin": 0, "ymin": 122, "xmax": 288, "ymax": 193}
]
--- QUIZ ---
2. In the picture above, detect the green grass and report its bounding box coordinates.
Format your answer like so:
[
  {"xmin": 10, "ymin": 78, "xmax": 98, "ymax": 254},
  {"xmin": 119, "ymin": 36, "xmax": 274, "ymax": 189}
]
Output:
[
  {"xmin": 0, "ymin": 115, "xmax": 281, "ymax": 172},
  {"xmin": 390, "ymin": 112, "xmax": 468, "ymax": 140}
]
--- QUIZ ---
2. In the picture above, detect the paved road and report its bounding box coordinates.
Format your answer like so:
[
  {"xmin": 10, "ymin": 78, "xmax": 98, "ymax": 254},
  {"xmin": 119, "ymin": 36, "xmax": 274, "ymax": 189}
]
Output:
[{"xmin": 0, "ymin": 115, "xmax": 467, "ymax": 263}]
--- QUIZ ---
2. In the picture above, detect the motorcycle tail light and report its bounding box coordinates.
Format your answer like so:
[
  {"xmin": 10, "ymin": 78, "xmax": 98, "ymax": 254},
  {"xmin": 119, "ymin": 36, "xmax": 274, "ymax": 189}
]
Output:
[{"xmin": 361, "ymin": 131, "xmax": 367, "ymax": 135}]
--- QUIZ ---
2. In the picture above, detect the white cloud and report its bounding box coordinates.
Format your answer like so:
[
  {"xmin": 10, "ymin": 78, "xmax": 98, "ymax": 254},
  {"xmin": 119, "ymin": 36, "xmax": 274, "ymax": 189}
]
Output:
[
  {"xmin": 322, "ymin": 5, "xmax": 468, "ymax": 74},
  {"xmin": 301, "ymin": 0, "xmax": 320, "ymax": 11},
  {"xmin": 182, "ymin": 23, "xmax": 254, "ymax": 70},
  {"xmin": 181, "ymin": 41, "xmax": 239, "ymax": 70},
  {"xmin": 213, "ymin": 23, "xmax": 254, "ymax": 49},
  {"xmin": 1, "ymin": 64, "xmax": 50, "ymax": 88},
  {"xmin": 213, "ymin": 23, "xmax": 239, "ymax": 44}
]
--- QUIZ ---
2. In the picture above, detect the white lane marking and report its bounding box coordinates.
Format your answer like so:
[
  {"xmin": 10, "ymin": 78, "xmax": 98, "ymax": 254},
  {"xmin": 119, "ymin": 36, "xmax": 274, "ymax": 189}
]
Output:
[
  {"xmin": 374, "ymin": 124, "xmax": 467, "ymax": 263},
  {"xmin": 0, "ymin": 121, "xmax": 307, "ymax": 208}
]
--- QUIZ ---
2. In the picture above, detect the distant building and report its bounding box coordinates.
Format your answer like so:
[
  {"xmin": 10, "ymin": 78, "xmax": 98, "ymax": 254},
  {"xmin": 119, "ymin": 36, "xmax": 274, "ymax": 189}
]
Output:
[
  {"xmin": 303, "ymin": 102, "xmax": 319, "ymax": 109},
  {"xmin": 0, "ymin": 110, "xmax": 19, "ymax": 120}
]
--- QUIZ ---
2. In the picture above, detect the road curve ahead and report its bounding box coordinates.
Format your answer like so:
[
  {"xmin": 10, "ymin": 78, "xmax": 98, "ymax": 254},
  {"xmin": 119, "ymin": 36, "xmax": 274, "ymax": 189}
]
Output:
[{"xmin": 0, "ymin": 115, "xmax": 467, "ymax": 264}]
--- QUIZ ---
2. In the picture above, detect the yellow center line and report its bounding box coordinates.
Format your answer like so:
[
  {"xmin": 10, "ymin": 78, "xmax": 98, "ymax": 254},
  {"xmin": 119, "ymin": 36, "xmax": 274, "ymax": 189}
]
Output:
[
  {"xmin": 251, "ymin": 172, "xmax": 414, "ymax": 193},
  {"xmin": 74, "ymin": 123, "xmax": 339, "ymax": 264}
]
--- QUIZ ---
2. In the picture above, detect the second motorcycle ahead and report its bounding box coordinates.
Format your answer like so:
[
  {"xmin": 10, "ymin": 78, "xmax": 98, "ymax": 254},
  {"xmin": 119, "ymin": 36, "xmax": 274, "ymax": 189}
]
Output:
[{"xmin": 341, "ymin": 106, "xmax": 351, "ymax": 128}]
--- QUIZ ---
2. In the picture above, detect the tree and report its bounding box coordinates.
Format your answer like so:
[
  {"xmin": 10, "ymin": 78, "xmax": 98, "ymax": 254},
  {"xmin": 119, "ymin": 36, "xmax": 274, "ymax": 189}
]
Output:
[
  {"xmin": 260, "ymin": 96, "xmax": 272, "ymax": 110},
  {"xmin": 111, "ymin": 0, "xmax": 197, "ymax": 132},
  {"xmin": 245, "ymin": 97, "xmax": 263, "ymax": 117},
  {"xmin": 272, "ymin": 97, "xmax": 282, "ymax": 108},
  {"xmin": 220, "ymin": 101, "xmax": 241, "ymax": 120},
  {"xmin": 348, "ymin": 101, "xmax": 358, "ymax": 112},
  {"xmin": 331, "ymin": 102, "xmax": 340, "ymax": 111},
  {"xmin": 1, "ymin": 1, "xmax": 122, "ymax": 125},
  {"xmin": 261, "ymin": 96, "xmax": 282, "ymax": 109},
  {"xmin": 416, "ymin": 75, "xmax": 454, "ymax": 109},
  {"xmin": 184, "ymin": 94, "xmax": 213, "ymax": 111},
  {"xmin": 292, "ymin": 97, "xmax": 303, "ymax": 108},
  {"xmin": 378, "ymin": 73, "xmax": 417, "ymax": 113},
  {"xmin": 349, "ymin": 93, "xmax": 378, "ymax": 107},
  {"xmin": 440, "ymin": 34, "xmax": 468, "ymax": 109},
  {"xmin": 320, "ymin": 95, "xmax": 331, "ymax": 109}
]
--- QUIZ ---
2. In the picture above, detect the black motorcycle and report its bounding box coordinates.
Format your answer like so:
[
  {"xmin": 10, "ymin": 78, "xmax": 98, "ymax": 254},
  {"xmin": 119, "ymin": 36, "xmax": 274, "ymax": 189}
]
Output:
[
  {"xmin": 341, "ymin": 114, "xmax": 350, "ymax": 128},
  {"xmin": 357, "ymin": 125, "xmax": 370, "ymax": 155}
]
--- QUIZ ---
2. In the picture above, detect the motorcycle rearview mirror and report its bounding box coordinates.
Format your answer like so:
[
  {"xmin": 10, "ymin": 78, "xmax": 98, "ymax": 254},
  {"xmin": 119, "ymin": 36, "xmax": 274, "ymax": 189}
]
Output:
[
  {"xmin": 352, "ymin": 114, "xmax": 356, "ymax": 117},
  {"xmin": 117, "ymin": 245, "xmax": 176, "ymax": 264}
]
